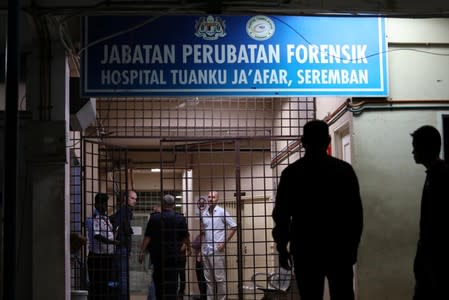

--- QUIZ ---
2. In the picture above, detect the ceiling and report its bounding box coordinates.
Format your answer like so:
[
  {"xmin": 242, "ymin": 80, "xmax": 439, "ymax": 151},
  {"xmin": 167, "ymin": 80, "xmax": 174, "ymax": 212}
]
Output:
[
  {"xmin": 3, "ymin": 0, "xmax": 445, "ymax": 75},
  {"xmin": 2, "ymin": 0, "xmax": 449, "ymax": 70},
  {"xmin": 2, "ymin": 0, "xmax": 448, "ymax": 54},
  {"xmin": 3, "ymin": 0, "xmax": 449, "ymax": 17}
]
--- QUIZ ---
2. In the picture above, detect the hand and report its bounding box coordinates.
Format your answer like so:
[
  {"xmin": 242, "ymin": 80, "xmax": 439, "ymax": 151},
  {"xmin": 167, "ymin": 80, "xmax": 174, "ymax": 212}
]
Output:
[
  {"xmin": 278, "ymin": 249, "xmax": 292, "ymax": 270},
  {"xmin": 217, "ymin": 242, "xmax": 225, "ymax": 252},
  {"xmin": 138, "ymin": 251, "xmax": 145, "ymax": 264}
]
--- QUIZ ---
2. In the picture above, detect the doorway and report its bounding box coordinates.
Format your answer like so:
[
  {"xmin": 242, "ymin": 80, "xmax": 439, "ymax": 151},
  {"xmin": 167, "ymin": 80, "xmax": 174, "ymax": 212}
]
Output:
[
  {"xmin": 334, "ymin": 123, "xmax": 351, "ymax": 164},
  {"xmin": 158, "ymin": 137, "xmax": 277, "ymax": 299},
  {"xmin": 333, "ymin": 122, "xmax": 358, "ymax": 299}
]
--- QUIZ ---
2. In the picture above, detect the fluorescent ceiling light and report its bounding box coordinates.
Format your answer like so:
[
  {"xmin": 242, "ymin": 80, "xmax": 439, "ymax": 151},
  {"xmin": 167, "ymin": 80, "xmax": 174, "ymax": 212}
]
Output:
[
  {"xmin": 175, "ymin": 195, "xmax": 182, "ymax": 199},
  {"xmin": 151, "ymin": 168, "xmax": 161, "ymax": 173}
]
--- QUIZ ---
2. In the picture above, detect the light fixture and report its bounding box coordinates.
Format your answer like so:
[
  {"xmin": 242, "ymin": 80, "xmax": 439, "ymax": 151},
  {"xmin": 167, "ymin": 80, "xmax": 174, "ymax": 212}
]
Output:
[
  {"xmin": 175, "ymin": 195, "xmax": 182, "ymax": 199},
  {"xmin": 150, "ymin": 168, "xmax": 161, "ymax": 173}
]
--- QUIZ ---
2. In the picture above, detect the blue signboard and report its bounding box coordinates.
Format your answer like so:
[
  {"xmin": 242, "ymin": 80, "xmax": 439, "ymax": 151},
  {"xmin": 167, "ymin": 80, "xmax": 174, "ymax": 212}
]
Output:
[{"xmin": 81, "ymin": 15, "xmax": 388, "ymax": 97}]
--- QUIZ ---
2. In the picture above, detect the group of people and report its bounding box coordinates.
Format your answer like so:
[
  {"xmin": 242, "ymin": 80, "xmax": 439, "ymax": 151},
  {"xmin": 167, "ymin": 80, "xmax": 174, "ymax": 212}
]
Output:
[
  {"xmin": 86, "ymin": 187, "xmax": 237, "ymax": 300},
  {"xmin": 272, "ymin": 120, "xmax": 449, "ymax": 300},
  {"xmin": 86, "ymin": 190, "xmax": 137, "ymax": 300},
  {"xmin": 86, "ymin": 119, "xmax": 448, "ymax": 300},
  {"xmin": 139, "ymin": 191, "xmax": 237, "ymax": 300}
]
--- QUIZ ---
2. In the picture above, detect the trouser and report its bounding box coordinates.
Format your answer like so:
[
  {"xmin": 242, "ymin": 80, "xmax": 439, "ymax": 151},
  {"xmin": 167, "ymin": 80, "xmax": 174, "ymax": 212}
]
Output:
[
  {"xmin": 195, "ymin": 261, "xmax": 207, "ymax": 300},
  {"xmin": 116, "ymin": 247, "xmax": 130, "ymax": 300},
  {"xmin": 153, "ymin": 260, "xmax": 178, "ymax": 300},
  {"xmin": 176, "ymin": 257, "xmax": 187, "ymax": 297},
  {"xmin": 413, "ymin": 248, "xmax": 446, "ymax": 300},
  {"xmin": 293, "ymin": 258, "xmax": 354, "ymax": 300},
  {"xmin": 87, "ymin": 253, "xmax": 116, "ymax": 300},
  {"xmin": 147, "ymin": 280, "xmax": 156, "ymax": 300},
  {"xmin": 203, "ymin": 253, "xmax": 226, "ymax": 300}
]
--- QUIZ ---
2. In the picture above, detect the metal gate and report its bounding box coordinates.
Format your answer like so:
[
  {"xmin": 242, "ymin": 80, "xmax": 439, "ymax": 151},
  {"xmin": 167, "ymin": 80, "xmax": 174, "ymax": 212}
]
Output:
[
  {"xmin": 159, "ymin": 137, "xmax": 298, "ymax": 299},
  {"xmin": 70, "ymin": 137, "xmax": 132, "ymax": 294},
  {"xmin": 70, "ymin": 96, "xmax": 315, "ymax": 299}
]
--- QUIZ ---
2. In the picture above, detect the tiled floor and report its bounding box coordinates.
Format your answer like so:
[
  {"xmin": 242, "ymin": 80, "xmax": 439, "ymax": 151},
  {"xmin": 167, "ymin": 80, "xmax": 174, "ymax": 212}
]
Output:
[
  {"xmin": 130, "ymin": 294, "xmax": 147, "ymax": 300},
  {"xmin": 130, "ymin": 294, "xmax": 193, "ymax": 300}
]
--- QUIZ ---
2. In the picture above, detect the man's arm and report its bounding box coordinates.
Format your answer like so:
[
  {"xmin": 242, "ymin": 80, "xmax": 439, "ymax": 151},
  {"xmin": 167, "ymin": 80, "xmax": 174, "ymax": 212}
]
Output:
[
  {"xmin": 182, "ymin": 234, "xmax": 192, "ymax": 256},
  {"xmin": 347, "ymin": 165, "xmax": 364, "ymax": 264},
  {"xmin": 217, "ymin": 227, "xmax": 237, "ymax": 252},
  {"xmin": 181, "ymin": 215, "xmax": 192, "ymax": 256},
  {"xmin": 94, "ymin": 234, "xmax": 120, "ymax": 246},
  {"xmin": 227, "ymin": 227, "xmax": 237, "ymax": 243},
  {"xmin": 272, "ymin": 171, "xmax": 293, "ymax": 270},
  {"xmin": 139, "ymin": 217, "xmax": 153, "ymax": 264},
  {"xmin": 93, "ymin": 218, "xmax": 120, "ymax": 245},
  {"xmin": 272, "ymin": 173, "xmax": 291, "ymax": 250},
  {"xmin": 138, "ymin": 236, "xmax": 151, "ymax": 264}
]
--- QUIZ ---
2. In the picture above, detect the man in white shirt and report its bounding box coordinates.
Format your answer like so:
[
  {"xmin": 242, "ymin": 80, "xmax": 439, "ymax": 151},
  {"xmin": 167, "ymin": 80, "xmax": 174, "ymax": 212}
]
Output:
[
  {"xmin": 86, "ymin": 193, "xmax": 120, "ymax": 299},
  {"xmin": 201, "ymin": 191, "xmax": 237, "ymax": 300}
]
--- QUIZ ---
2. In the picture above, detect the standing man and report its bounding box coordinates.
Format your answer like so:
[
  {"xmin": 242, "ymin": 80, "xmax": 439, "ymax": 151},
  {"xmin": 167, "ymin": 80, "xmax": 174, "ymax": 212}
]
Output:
[
  {"xmin": 191, "ymin": 233, "xmax": 207, "ymax": 300},
  {"xmin": 86, "ymin": 193, "xmax": 120, "ymax": 299},
  {"xmin": 201, "ymin": 191, "xmax": 237, "ymax": 300},
  {"xmin": 111, "ymin": 190, "xmax": 138, "ymax": 300},
  {"xmin": 272, "ymin": 120, "xmax": 363, "ymax": 300},
  {"xmin": 139, "ymin": 194, "xmax": 190, "ymax": 300},
  {"xmin": 411, "ymin": 125, "xmax": 449, "ymax": 299},
  {"xmin": 176, "ymin": 238, "xmax": 191, "ymax": 299}
]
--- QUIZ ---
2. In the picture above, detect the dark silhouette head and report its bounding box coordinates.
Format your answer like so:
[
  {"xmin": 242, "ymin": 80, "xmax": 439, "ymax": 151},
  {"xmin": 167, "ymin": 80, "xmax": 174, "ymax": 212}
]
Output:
[
  {"xmin": 301, "ymin": 120, "xmax": 331, "ymax": 154},
  {"xmin": 94, "ymin": 193, "xmax": 109, "ymax": 214},
  {"xmin": 411, "ymin": 125, "xmax": 441, "ymax": 166}
]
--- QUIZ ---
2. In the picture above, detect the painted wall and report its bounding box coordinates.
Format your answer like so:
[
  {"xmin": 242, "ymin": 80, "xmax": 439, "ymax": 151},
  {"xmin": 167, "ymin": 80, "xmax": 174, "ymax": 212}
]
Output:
[
  {"xmin": 346, "ymin": 18, "xmax": 449, "ymax": 300},
  {"xmin": 387, "ymin": 18, "xmax": 449, "ymax": 100},
  {"xmin": 316, "ymin": 97, "xmax": 347, "ymax": 120},
  {"xmin": 26, "ymin": 45, "xmax": 71, "ymax": 300},
  {"xmin": 353, "ymin": 110, "xmax": 447, "ymax": 299}
]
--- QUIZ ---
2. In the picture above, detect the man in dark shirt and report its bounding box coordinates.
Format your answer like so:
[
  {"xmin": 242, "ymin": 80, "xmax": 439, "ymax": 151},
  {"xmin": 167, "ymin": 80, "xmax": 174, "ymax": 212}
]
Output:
[
  {"xmin": 139, "ymin": 194, "xmax": 190, "ymax": 300},
  {"xmin": 411, "ymin": 125, "xmax": 449, "ymax": 299},
  {"xmin": 272, "ymin": 120, "xmax": 363, "ymax": 300},
  {"xmin": 110, "ymin": 190, "xmax": 137, "ymax": 300}
]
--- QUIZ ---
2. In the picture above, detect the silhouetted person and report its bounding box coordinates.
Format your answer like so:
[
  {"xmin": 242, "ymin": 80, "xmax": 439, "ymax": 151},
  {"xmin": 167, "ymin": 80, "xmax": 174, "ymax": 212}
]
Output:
[
  {"xmin": 411, "ymin": 125, "xmax": 449, "ymax": 299},
  {"xmin": 191, "ymin": 233, "xmax": 207, "ymax": 300},
  {"xmin": 176, "ymin": 238, "xmax": 191, "ymax": 299},
  {"xmin": 111, "ymin": 190, "xmax": 138, "ymax": 300},
  {"xmin": 272, "ymin": 120, "xmax": 363, "ymax": 300},
  {"xmin": 139, "ymin": 194, "xmax": 190, "ymax": 300}
]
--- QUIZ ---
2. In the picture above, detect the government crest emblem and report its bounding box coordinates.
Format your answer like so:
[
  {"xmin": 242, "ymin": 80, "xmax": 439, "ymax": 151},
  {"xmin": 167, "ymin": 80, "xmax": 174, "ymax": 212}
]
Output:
[{"xmin": 195, "ymin": 16, "xmax": 227, "ymax": 40}]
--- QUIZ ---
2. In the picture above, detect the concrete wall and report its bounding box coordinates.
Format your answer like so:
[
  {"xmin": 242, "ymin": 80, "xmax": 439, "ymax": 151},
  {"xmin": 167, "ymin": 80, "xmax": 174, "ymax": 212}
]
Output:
[
  {"xmin": 16, "ymin": 43, "xmax": 71, "ymax": 300},
  {"xmin": 353, "ymin": 110, "xmax": 447, "ymax": 299},
  {"xmin": 387, "ymin": 18, "xmax": 449, "ymax": 100},
  {"xmin": 344, "ymin": 18, "xmax": 449, "ymax": 300}
]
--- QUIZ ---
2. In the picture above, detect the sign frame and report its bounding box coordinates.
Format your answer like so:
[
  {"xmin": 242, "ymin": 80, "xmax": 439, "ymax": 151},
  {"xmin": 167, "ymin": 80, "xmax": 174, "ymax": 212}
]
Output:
[{"xmin": 81, "ymin": 15, "xmax": 389, "ymax": 97}]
